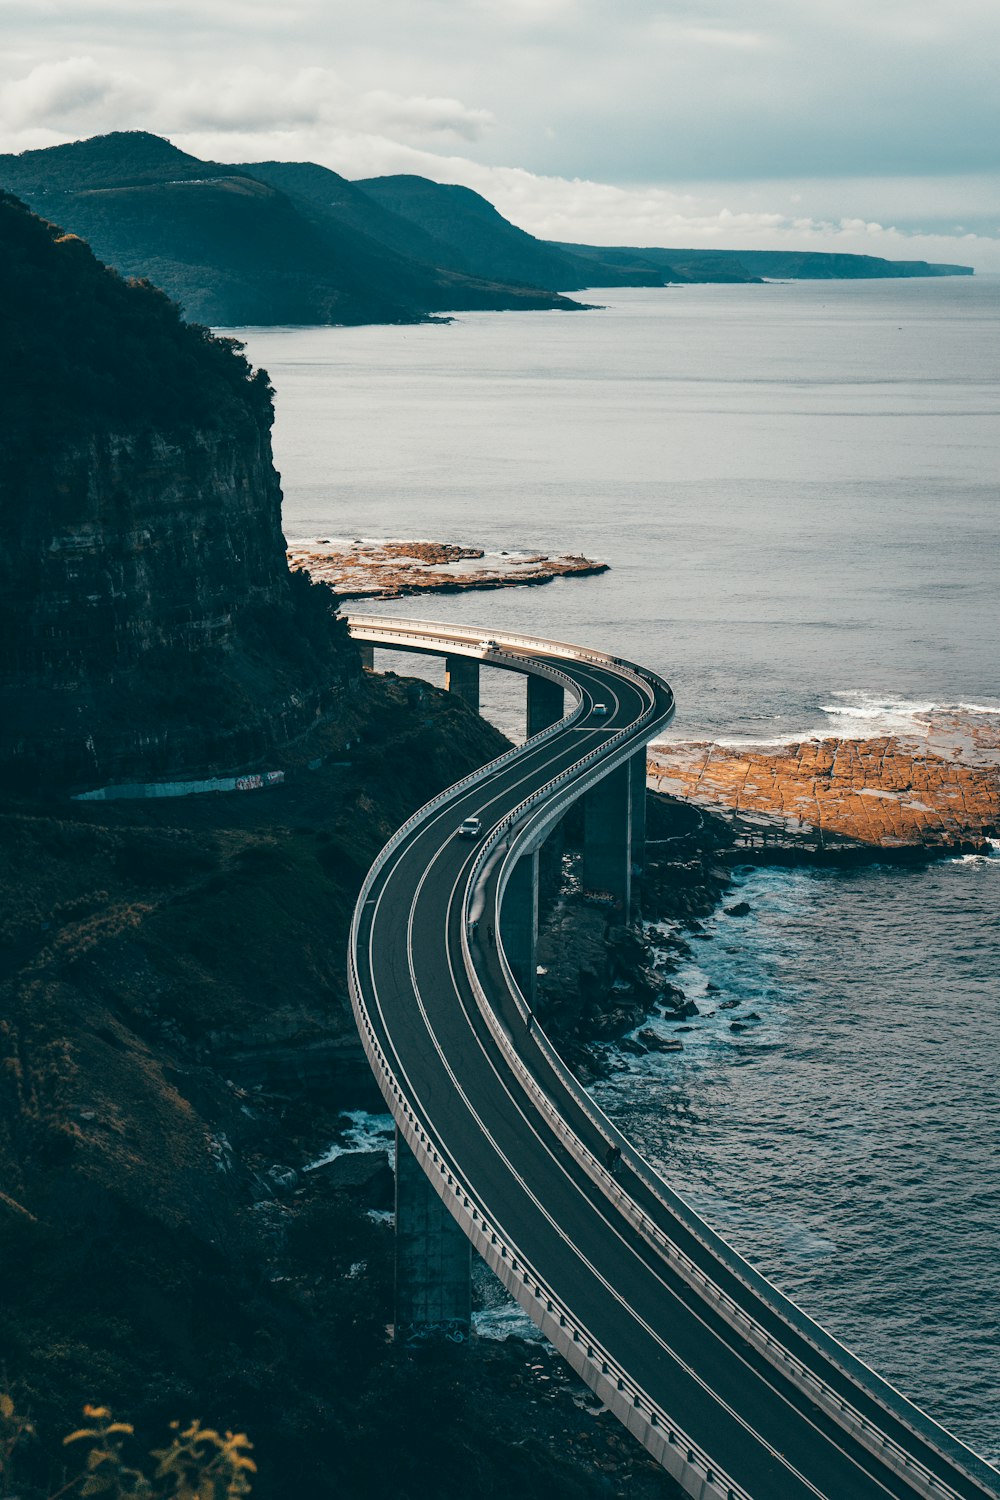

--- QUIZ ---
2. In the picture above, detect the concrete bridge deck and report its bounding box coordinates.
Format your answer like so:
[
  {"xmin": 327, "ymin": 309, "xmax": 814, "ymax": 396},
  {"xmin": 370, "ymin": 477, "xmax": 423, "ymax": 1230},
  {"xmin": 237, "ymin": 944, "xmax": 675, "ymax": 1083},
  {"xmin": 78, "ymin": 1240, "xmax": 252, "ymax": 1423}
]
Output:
[{"xmin": 347, "ymin": 615, "xmax": 1000, "ymax": 1500}]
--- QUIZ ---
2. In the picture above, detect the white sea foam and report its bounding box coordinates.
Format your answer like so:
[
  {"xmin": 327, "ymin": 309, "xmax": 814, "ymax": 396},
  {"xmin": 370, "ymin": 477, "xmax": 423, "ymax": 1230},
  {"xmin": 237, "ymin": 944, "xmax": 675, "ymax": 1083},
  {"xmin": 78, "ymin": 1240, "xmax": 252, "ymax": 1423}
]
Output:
[
  {"xmin": 472, "ymin": 1259, "xmax": 547, "ymax": 1343},
  {"xmin": 304, "ymin": 1110, "xmax": 396, "ymax": 1172},
  {"xmin": 951, "ymin": 839, "xmax": 1000, "ymax": 867},
  {"xmin": 818, "ymin": 691, "xmax": 1000, "ymax": 741},
  {"xmin": 654, "ymin": 691, "xmax": 1000, "ymax": 759}
]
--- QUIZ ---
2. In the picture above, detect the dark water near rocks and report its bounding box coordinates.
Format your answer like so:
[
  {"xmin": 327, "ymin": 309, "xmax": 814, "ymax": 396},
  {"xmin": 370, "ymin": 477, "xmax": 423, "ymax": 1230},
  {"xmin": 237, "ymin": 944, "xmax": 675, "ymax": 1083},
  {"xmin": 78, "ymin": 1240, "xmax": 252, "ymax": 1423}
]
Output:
[
  {"xmin": 233, "ymin": 279, "xmax": 1000, "ymax": 1462},
  {"xmin": 593, "ymin": 852, "xmax": 1000, "ymax": 1462}
]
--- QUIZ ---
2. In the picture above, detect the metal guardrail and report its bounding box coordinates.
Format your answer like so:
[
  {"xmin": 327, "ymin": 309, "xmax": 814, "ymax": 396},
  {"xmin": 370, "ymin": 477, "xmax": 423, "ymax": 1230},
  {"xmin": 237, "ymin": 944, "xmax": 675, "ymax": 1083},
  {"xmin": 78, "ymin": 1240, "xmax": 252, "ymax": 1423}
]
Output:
[
  {"xmin": 345, "ymin": 621, "xmax": 749, "ymax": 1497},
  {"xmin": 346, "ymin": 616, "xmax": 998, "ymax": 1500},
  {"xmin": 464, "ymin": 797, "xmax": 982, "ymax": 1500}
]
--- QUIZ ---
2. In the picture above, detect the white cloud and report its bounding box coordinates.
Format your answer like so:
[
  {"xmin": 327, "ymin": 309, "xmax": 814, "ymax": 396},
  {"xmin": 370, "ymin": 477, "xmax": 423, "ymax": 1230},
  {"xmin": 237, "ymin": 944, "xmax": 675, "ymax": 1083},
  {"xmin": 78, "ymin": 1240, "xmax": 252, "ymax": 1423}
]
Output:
[
  {"xmin": 2, "ymin": 56, "xmax": 141, "ymax": 126},
  {"xmin": 0, "ymin": 4, "xmax": 998, "ymax": 267},
  {"xmin": 355, "ymin": 90, "xmax": 495, "ymax": 144}
]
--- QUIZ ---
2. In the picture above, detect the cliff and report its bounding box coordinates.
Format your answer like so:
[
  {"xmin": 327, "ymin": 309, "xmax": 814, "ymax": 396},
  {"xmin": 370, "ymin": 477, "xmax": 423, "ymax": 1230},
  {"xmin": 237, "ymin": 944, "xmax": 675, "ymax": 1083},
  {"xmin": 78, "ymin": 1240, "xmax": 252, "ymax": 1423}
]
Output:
[{"xmin": 0, "ymin": 191, "xmax": 356, "ymax": 791}]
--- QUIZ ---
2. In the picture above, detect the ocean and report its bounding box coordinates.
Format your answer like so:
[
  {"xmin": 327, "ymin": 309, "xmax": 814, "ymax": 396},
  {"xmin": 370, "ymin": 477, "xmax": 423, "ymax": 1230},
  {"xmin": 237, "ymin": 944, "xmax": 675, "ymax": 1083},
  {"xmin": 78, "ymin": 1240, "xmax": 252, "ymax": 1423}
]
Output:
[{"xmin": 232, "ymin": 275, "xmax": 1000, "ymax": 1461}]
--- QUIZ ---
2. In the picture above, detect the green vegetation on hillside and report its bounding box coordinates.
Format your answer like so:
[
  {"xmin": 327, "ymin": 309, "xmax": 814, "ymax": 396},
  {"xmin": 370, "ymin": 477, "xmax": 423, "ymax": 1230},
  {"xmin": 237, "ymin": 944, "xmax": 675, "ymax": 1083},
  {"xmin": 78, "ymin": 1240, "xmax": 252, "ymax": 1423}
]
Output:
[
  {"xmin": 0, "ymin": 191, "xmax": 270, "ymax": 449},
  {"xmin": 0, "ymin": 133, "xmax": 580, "ymax": 325}
]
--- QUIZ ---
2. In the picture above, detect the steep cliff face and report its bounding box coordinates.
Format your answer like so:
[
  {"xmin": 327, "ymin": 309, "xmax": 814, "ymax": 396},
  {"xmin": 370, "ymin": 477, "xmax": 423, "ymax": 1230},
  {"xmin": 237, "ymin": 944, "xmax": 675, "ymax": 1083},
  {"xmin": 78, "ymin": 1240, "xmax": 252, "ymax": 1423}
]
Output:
[{"xmin": 0, "ymin": 192, "xmax": 357, "ymax": 790}]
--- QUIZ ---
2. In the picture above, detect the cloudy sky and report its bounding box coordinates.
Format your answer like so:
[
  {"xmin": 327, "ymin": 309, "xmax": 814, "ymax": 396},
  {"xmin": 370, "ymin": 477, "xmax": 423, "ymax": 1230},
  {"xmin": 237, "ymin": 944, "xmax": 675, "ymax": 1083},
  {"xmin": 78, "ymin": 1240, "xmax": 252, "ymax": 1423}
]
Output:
[{"xmin": 3, "ymin": 0, "xmax": 999, "ymax": 268}]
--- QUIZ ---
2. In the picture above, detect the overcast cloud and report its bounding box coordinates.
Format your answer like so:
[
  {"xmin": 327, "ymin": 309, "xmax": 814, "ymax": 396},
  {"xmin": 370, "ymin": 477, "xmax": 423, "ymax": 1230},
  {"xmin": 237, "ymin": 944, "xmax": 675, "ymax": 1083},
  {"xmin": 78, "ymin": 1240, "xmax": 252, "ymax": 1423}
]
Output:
[{"xmin": 2, "ymin": 0, "xmax": 998, "ymax": 267}]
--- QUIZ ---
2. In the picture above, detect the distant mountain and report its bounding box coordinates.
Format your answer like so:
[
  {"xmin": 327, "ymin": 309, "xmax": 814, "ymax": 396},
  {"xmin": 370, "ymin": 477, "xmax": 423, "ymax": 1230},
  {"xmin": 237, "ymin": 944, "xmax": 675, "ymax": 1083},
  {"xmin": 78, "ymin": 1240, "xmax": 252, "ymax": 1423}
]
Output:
[
  {"xmin": 553, "ymin": 241, "xmax": 973, "ymax": 281},
  {"xmin": 0, "ymin": 133, "xmax": 972, "ymax": 329},
  {"xmin": 354, "ymin": 173, "xmax": 667, "ymax": 290},
  {"xmin": 247, "ymin": 159, "xmax": 479, "ymax": 273},
  {"xmin": 0, "ymin": 132, "xmax": 582, "ymax": 324}
]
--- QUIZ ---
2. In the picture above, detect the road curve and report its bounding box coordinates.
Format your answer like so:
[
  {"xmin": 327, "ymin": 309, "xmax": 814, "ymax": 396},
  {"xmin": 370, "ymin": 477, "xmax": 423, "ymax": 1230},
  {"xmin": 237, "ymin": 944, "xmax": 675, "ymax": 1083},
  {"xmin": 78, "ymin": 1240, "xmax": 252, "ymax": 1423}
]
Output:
[{"xmin": 347, "ymin": 615, "xmax": 1000, "ymax": 1500}]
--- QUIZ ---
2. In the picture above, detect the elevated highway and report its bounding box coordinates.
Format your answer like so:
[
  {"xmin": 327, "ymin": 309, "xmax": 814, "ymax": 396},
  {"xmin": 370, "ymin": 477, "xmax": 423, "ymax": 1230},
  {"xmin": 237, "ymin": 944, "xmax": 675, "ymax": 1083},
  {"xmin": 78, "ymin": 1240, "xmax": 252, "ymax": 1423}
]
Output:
[{"xmin": 347, "ymin": 614, "xmax": 1000, "ymax": 1500}]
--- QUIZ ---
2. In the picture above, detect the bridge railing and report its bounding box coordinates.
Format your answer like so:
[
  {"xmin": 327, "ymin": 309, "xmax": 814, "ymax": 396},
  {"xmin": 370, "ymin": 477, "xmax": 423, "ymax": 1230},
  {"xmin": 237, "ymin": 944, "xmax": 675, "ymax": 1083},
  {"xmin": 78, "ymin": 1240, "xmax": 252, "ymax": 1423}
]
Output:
[
  {"xmin": 345, "ymin": 627, "xmax": 744, "ymax": 1500},
  {"xmin": 460, "ymin": 765, "xmax": 989, "ymax": 1498},
  {"xmin": 347, "ymin": 612, "xmax": 637, "ymax": 669},
  {"xmin": 348, "ymin": 914, "xmax": 751, "ymax": 1500},
  {"xmin": 344, "ymin": 622, "xmax": 754, "ymax": 1492},
  {"xmin": 345, "ymin": 617, "xmax": 996, "ymax": 1500}
]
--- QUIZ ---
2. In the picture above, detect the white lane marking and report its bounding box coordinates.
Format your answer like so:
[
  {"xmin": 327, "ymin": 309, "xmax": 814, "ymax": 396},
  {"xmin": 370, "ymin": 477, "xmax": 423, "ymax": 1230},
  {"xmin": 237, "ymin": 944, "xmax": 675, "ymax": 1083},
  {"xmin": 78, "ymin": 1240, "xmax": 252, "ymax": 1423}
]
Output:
[
  {"xmin": 435, "ymin": 879, "xmax": 906, "ymax": 1500},
  {"xmin": 363, "ymin": 659, "xmax": 911, "ymax": 1500},
  {"xmin": 394, "ymin": 845, "xmax": 831, "ymax": 1500}
]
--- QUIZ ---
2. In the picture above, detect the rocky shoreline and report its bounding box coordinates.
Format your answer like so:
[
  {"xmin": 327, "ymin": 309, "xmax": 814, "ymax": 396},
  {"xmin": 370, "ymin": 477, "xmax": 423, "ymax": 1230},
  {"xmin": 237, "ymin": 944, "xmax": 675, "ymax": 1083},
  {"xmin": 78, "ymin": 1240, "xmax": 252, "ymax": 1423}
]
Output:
[
  {"xmin": 535, "ymin": 795, "xmax": 738, "ymax": 1082},
  {"xmin": 287, "ymin": 537, "xmax": 608, "ymax": 599},
  {"xmin": 648, "ymin": 713, "xmax": 998, "ymax": 858}
]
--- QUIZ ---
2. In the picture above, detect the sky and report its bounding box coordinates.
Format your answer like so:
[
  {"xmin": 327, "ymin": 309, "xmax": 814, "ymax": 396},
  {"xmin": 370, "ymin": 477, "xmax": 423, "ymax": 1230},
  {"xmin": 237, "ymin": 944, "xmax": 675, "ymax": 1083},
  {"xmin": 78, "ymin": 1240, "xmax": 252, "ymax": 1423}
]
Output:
[{"xmin": 3, "ymin": 0, "xmax": 1000, "ymax": 269}]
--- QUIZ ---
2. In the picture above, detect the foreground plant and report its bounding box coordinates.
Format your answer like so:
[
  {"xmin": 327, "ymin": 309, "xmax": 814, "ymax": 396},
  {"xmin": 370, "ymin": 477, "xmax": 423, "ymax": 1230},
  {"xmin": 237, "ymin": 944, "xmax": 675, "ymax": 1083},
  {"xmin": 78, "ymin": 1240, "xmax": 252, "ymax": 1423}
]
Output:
[{"xmin": 0, "ymin": 1397, "xmax": 255, "ymax": 1499}]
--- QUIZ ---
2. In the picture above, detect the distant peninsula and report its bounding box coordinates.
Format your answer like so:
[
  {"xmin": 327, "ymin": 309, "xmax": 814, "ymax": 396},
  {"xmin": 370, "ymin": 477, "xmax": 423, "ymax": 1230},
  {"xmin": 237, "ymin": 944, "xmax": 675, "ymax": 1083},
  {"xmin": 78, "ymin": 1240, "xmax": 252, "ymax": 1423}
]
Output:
[{"xmin": 0, "ymin": 131, "xmax": 973, "ymax": 327}]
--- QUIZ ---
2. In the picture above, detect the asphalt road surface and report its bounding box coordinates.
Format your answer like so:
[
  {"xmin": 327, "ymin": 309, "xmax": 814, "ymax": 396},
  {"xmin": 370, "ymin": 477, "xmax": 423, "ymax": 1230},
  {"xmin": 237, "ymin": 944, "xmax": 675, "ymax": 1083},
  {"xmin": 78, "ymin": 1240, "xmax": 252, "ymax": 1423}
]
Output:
[{"xmin": 351, "ymin": 636, "xmax": 1000, "ymax": 1500}]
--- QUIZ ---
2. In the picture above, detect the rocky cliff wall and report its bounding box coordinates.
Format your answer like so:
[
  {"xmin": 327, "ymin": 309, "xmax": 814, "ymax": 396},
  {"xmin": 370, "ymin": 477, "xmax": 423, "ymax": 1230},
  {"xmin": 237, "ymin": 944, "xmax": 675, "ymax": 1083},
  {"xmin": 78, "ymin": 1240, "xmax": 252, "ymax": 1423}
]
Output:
[{"xmin": 0, "ymin": 192, "xmax": 357, "ymax": 791}]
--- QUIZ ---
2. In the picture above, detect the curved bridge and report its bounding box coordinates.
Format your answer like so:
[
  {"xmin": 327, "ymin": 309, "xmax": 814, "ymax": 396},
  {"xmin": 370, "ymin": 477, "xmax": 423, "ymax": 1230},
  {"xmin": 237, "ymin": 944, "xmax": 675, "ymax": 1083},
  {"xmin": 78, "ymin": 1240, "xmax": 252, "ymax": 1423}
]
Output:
[{"xmin": 347, "ymin": 614, "xmax": 1000, "ymax": 1500}]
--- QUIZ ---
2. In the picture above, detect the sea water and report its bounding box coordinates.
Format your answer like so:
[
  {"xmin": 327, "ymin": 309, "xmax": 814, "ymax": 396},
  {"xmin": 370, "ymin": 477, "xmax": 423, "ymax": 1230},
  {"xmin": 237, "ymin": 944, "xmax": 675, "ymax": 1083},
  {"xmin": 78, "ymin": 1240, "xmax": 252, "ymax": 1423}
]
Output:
[
  {"xmin": 231, "ymin": 277, "xmax": 1000, "ymax": 1459},
  {"xmin": 592, "ymin": 851, "xmax": 1000, "ymax": 1462}
]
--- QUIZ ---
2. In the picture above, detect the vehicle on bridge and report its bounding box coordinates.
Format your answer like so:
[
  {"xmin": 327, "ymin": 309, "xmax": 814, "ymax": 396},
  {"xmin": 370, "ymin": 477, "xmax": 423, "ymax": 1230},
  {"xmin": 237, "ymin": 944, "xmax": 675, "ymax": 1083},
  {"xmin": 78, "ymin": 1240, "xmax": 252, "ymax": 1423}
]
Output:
[{"xmin": 347, "ymin": 613, "xmax": 1000, "ymax": 1500}]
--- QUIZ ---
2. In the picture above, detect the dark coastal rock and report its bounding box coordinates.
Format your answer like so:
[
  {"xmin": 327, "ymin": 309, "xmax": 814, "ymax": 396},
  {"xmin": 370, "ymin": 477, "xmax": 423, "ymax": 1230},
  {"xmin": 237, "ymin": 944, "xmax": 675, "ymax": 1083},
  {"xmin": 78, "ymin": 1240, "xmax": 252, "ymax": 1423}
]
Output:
[
  {"xmin": 311, "ymin": 1149, "xmax": 394, "ymax": 1201},
  {"xmin": 725, "ymin": 901, "xmax": 752, "ymax": 917},
  {"xmin": 658, "ymin": 982, "xmax": 688, "ymax": 1007},
  {"xmin": 730, "ymin": 1021, "xmax": 748, "ymax": 1033},
  {"xmin": 265, "ymin": 1164, "xmax": 299, "ymax": 1193},
  {"xmin": 637, "ymin": 1028, "xmax": 685, "ymax": 1054},
  {"xmin": 663, "ymin": 1000, "xmax": 700, "ymax": 1021}
]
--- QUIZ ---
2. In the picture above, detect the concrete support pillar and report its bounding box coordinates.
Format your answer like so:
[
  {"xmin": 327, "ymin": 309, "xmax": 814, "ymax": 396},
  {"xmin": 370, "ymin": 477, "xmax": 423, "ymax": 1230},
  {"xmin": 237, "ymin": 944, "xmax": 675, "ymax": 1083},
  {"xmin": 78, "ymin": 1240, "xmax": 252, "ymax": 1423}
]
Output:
[
  {"xmin": 583, "ymin": 762, "xmax": 632, "ymax": 921},
  {"xmin": 630, "ymin": 749, "xmax": 647, "ymax": 876},
  {"xmin": 394, "ymin": 1129, "xmax": 471, "ymax": 1337},
  {"xmin": 358, "ymin": 642, "xmax": 375, "ymax": 670},
  {"xmin": 526, "ymin": 675, "xmax": 564, "ymax": 738},
  {"xmin": 445, "ymin": 654, "xmax": 480, "ymax": 712},
  {"xmin": 500, "ymin": 847, "xmax": 539, "ymax": 1004}
]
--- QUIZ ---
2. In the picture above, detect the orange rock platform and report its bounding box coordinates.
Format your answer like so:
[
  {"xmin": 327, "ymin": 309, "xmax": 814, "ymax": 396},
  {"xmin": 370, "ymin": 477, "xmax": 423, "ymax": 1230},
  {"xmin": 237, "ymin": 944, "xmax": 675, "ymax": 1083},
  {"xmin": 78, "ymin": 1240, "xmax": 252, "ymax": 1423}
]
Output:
[{"xmin": 649, "ymin": 716, "xmax": 999, "ymax": 851}]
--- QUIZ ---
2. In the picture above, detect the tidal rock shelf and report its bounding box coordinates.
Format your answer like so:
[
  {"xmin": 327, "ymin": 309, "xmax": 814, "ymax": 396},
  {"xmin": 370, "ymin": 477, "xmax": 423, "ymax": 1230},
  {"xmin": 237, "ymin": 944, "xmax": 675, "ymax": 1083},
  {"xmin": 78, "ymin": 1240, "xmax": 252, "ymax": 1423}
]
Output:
[
  {"xmin": 648, "ymin": 713, "xmax": 999, "ymax": 854},
  {"xmin": 287, "ymin": 537, "xmax": 608, "ymax": 599}
]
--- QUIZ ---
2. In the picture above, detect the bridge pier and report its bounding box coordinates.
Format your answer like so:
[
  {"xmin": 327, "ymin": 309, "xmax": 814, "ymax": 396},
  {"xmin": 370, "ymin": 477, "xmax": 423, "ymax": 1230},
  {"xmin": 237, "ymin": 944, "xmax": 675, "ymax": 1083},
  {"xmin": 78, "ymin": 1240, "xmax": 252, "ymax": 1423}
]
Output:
[
  {"xmin": 394, "ymin": 1129, "xmax": 471, "ymax": 1337},
  {"xmin": 500, "ymin": 847, "xmax": 539, "ymax": 1004},
  {"xmin": 630, "ymin": 750, "xmax": 647, "ymax": 873},
  {"xmin": 445, "ymin": 654, "xmax": 480, "ymax": 712},
  {"xmin": 583, "ymin": 760, "xmax": 633, "ymax": 920},
  {"xmin": 526, "ymin": 675, "xmax": 564, "ymax": 737},
  {"xmin": 358, "ymin": 641, "xmax": 375, "ymax": 670}
]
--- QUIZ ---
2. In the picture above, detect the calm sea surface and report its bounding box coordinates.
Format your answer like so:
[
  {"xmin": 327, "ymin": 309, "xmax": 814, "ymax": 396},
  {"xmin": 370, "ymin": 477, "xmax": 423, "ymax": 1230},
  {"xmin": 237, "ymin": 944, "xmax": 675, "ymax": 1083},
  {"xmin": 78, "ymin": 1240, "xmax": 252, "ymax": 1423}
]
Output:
[{"xmin": 233, "ymin": 278, "xmax": 1000, "ymax": 1461}]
